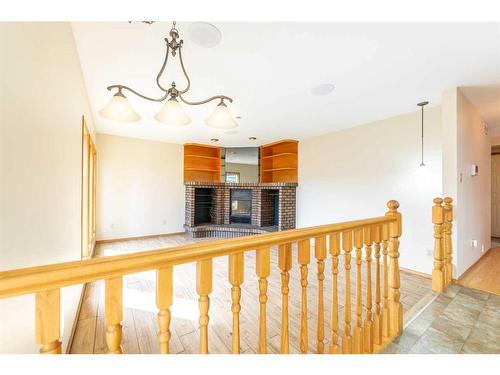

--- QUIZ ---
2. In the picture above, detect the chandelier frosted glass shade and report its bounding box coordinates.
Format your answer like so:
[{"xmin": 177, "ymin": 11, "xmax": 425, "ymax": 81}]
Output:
[
  {"xmin": 98, "ymin": 93, "xmax": 141, "ymax": 122},
  {"xmin": 154, "ymin": 98, "xmax": 192, "ymax": 126},
  {"xmin": 205, "ymin": 102, "xmax": 238, "ymax": 129}
]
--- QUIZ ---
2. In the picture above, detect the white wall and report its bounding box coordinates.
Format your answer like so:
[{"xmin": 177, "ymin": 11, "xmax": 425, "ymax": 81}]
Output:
[
  {"xmin": 442, "ymin": 88, "xmax": 491, "ymax": 277},
  {"xmin": 96, "ymin": 134, "xmax": 184, "ymax": 240},
  {"xmin": 298, "ymin": 107, "xmax": 442, "ymax": 274},
  {"xmin": 0, "ymin": 23, "xmax": 96, "ymax": 353},
  {"xmin": 224, "ymin": 162, "xmax": 259, "ymax": 183}
]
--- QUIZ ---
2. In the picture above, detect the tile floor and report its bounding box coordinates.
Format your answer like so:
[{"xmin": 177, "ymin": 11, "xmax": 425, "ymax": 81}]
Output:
[{"xmin": 383, "ymin": 284, "xmax": 500, "ymax": 354}]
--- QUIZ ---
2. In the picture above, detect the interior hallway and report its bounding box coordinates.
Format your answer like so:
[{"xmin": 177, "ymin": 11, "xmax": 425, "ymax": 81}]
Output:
[
  {"xmin": 457, "ymin": 247, "xmax": 500, "ymax": 295},
  {"xmin": 70, "ymin": 234, "xmax": 432, "ymax": 354}
]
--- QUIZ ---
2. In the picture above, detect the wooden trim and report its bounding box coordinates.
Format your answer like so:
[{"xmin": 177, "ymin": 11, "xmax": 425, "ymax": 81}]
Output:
[
  {"xmin": 81, "ymin": 117, "xmax": 97, "ymax": 260},
  {"xmin": 0, "ymin": 215, "xmax": 396, "ymax": 299},
  {"xmin": 96, "ymin": 231, "xmax": 186, "ymax": 244},
  {"xmin": 400, "ymin": 267, "xmax": 431, "ymax": 279},
  {"xmin": 89, "ymin": 238, "xmax": 97, "ymax": 259},
  {"xmin": 80, "ymin": 116, "xmax": 85, "ymax": 261},
  {"xmin": 261, "ymin": 139, "xmax": 298, "ymax": 148},
  {"xmin": 184, "ymin": 142, "xmax": 220, "ymax": 149}
]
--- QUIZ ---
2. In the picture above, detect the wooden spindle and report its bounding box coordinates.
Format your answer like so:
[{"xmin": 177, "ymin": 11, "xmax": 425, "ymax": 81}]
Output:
[
  {"xmin": 229, "ymin": 252, "xmax": 244, "ymax": 354},
  {"xmin": 314, "ymin": 235, "xmax": 327, "ymax": 354},
  {"xmin": 278, "ymin": 243, "xmax": 292, "ymax": 354},
  {"xmin": 298, "ymin": 238, "xmax": 310, "ymax": 354},
  {"xmin": 363, "ymin": 226, "xmax": 374, "ymax": 353},
  {"xmin": 328, "ymin": 232, "xmax": 340, "ymax": 354},
  {"xmin": 381, "ymin": 223, "xmax": 390, "ymax": 340},
  {"xmin": 353, "ymin": 228, "xmax": 364, "ymax": 354},
  {"xmin": 372, "ymin": 225, "xmax": 382, "ymax": 346},
  {"xmin": 35, "ymin": 289, "xmax": 62, "ymax": 354},
  {"xmin": 156, "ymin": 266, "xmax": 173, "ymax": 354},
  {"xmin": 386, "ymin": 200, "xmax": 403, "ymax": 336},
  {"xmin": 341, "ymin": 230, "xmax": 353, "ymax": 354},
  {"xmin": 432, "ymin": 198, "xmax": 445, "ymax": 293},
  {"xmin": 256, "ymin": 247, "xmax": 270, "ymax": 354},
  {"xmin": 444, "ymin": 197, "xmax": 454, "ymax": 287},
  {"xmin": 105, "ymin": 276, "xmax": 123, "ymax": 354},
  {"xmin": 197, "ymin": 259, "xmax": 213, "ymax": 354}
]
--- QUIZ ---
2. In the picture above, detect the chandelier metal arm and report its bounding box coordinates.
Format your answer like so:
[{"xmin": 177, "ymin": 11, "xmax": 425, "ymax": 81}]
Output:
[
  {"xmin": 106, "ymin": 85, "xmax": 170, "ymax": 102},
  {"xmin": 177, "ymin": 46, "xmax": 191, "ymax": 94},
  {"xmin": 178, "ymin": 93, "xmax": 233, "ymax": 106},
  {"xmin": 155, "ymin": 42, "xmax": 171, "ymax": 93},
  {"xmin": 103, "ymin": 21, "xmax": 234, "ymax": 112}
]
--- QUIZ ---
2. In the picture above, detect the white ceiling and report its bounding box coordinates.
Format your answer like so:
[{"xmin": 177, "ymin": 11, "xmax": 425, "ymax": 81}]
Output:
[{"xmin": 72, "ymin": 22, "xmax": 500, "ymax": 147}]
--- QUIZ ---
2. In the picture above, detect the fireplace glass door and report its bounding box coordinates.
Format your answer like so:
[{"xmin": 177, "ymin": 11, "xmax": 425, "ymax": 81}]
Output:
[{"xmin": 230, "ymin": 189, "xmax": 252, "ymax": 224}]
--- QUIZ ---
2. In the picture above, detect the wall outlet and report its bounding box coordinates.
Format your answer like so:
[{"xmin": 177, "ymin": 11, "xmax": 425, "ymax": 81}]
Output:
[
  {"xmin": 471, "ymin": 239, "xmax": 478, "ymax": 248},
  {"xmin": 163, "ymin": 220, "xmax": 167, "ymax": 225},
  {"xmin": 110, "ymin": 223, "xmax": 115, "ymax": 229},
  {"xmin": 481, "ymin": 245, "xmax": 485, "ymax": 253},
  {"xmin": 427, "ymin": 249, "xmax": 433, "ymax": 257}
]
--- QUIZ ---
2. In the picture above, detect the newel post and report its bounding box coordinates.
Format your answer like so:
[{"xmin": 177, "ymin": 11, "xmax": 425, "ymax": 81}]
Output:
[
  {"xmin": 432, "ymin": 198, "xmax": 445, "ymax": 293},
  {"xmin": 385, "ymin": 200, "xmax": 402, "ymax": 337},
  {"xmin": 443, "ymin": 197, "xmax": 454, "ymax": 287}
]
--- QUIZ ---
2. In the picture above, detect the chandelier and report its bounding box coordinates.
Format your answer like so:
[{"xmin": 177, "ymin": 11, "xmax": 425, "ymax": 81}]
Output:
[{"xmin": 99, "ymin": 22, "xmax": 237, "ymax": 129}]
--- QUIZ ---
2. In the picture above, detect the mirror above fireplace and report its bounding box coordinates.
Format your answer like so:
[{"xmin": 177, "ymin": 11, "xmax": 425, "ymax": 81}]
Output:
[{"xmin": 222, "ymin": 147, "xmax": 259, "ymax": 183}]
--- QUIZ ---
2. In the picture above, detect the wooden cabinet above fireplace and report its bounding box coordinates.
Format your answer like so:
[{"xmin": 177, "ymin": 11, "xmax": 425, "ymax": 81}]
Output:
[
  {"xmin": 260, "ymin": 139, "xmax": 298, "ymax": 183},
  {"xmin": 183, "ymin": 139, "xmax": 298, "ymax": 183},
  {"xmin": 184, "ymin": 143, "xmax": 221, "ymax": 183}
]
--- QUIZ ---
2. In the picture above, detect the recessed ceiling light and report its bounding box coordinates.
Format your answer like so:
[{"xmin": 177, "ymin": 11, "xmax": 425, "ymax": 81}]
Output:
[
  {"xmin": 210, "ymin": 138, "xmax": 219, "ymax": 142},
  {"xmin": 311, "ymin": 83, "xmax": 335, "ymax": 96},
  {"xmin": 188, "ymin": 22, "xmax": 222, "ymax": 48},
  {"xmin": 248, "ymin": 136, "xmax": 257, "ymax": 141}
]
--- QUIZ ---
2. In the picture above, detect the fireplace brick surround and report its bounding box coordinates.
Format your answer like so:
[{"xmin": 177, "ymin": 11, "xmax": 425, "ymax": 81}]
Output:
[{"xmin": 184, "ymin": 181, "xmax": 297, "ymax": 238}]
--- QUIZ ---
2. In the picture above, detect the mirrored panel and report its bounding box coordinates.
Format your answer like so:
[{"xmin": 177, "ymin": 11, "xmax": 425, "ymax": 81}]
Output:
[{"xmin": 222, "ymin": 147, "xmax": 259, "ymax": 183}]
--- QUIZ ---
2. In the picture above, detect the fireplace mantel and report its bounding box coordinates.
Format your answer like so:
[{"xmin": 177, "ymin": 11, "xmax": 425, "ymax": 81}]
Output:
[{"xmin": 184, "ymin": 181, "xmax": 297, "ymax": 238}]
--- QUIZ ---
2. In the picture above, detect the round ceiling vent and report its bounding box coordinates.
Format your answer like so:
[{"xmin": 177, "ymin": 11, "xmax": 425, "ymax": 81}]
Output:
[
  {"xmin": 311, "ymin": 83, "xmax": 335, "ymax": 96},
  {"xmin": 188, "ymin": 22, "xmax": 222, "ymax": 48}
]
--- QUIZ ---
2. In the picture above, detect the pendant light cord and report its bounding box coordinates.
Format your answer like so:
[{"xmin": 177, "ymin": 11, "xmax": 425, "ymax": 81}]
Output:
[
  {"xmin": 421, "ymin": 105, "xmax": 424, "ymax": 166},
  {"xmin": 417, "ymin": 101, "xmax": 428, "ymax": 167}
]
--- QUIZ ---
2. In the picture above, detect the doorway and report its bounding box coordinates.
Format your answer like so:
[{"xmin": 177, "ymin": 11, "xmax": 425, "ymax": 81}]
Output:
[
  {"xmin": 81, "ymin": 116, "xmax": 97, "ymax": 259},
  {"xmin": 491, "ymin": 147, "xmax": 500, "ymax": 241}
]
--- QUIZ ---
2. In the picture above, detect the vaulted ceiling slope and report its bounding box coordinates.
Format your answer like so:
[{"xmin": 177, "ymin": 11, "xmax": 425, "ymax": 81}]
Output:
[{"xmin": 72, "ymin": 22, "xmax": 500, "ymax": 146}]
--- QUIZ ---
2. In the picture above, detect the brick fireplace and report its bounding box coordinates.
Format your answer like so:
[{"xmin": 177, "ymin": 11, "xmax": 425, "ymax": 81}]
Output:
[{"xmin": 184, "ymin": 182, "xmax": 297, "ymax": 238}]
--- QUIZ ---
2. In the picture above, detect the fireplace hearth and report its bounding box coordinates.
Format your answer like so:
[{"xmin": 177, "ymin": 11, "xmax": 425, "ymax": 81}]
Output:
[{"xmin": 185, "ymin": 182, "xmax": 296, "ymax": 238}]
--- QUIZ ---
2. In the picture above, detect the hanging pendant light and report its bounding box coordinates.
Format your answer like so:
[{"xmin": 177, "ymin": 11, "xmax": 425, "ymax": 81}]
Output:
[
  {"xmin": 154, "ymin": 97, "xmax": 191, "ymax": 126},
  {"xmin": 417, "ymin": 101, "xmax": 429, "ymax": 167},
  {"xmin": 205, "ymin": 100, "xmax": 238, "ymax": 129},
  {"xmin": 99, "ymin": 90, "xmax": 141, "ymax": 122}
]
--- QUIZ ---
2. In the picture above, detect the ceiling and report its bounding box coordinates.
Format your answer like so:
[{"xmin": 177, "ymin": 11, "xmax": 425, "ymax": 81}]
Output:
[{"xmin": 72, "ymin": 22, "xmax": 500, "ymax": 147}]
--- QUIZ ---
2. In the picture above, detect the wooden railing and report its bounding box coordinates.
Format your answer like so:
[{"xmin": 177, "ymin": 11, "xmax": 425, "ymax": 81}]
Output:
[
  {"xmin": 431, "ymin": 197, "xmax": 454, "ymax": 292},
  {"xmin": 0, "ymin": 200, "xmax": 403, "ymax": 354}
]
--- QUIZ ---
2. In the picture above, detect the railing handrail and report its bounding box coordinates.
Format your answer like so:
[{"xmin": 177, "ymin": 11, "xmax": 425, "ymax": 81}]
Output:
[{"xmin": 0, "ymin": 215, "xmax": 395, "ymax": 299}]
